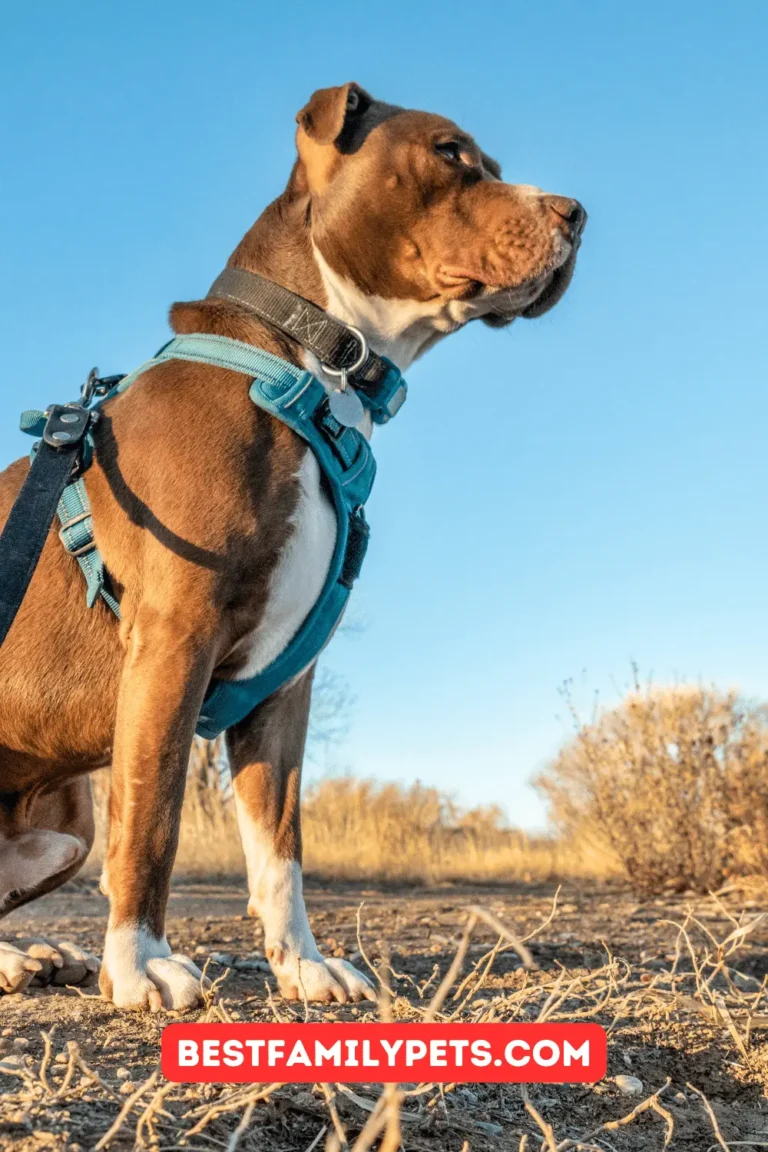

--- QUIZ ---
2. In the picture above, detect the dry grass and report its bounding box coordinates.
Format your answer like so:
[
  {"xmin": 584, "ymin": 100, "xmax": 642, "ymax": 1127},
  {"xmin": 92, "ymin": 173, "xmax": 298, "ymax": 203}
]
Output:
[
  {"xmin": 90, "ymin": 749, "xmax": 610, "ymax": 886},
  {"xmin": 536, "ymin": 678, "xmax": 768, "ymax": 894}
]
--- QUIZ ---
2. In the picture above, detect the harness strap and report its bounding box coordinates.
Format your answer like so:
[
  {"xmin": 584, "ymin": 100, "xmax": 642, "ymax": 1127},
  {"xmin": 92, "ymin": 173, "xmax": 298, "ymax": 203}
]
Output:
[
  {"xmin": 0, "ymin": 406, "xmax": 90, "ymax": 647},
  {"xmin": 57, "ymin": 478, "xmax": 121, "ymax": 615}
]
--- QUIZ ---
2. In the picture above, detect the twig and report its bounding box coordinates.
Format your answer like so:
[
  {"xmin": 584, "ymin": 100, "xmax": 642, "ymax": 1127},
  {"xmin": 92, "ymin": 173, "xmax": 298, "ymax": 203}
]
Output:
[
  {"xmin": 303, "ymin": 1124, "xmax": 328, "ymax": 1152},
  {"xmin": 424, "ymin": 914, "xmax": 478, "ymax": 1022},
  {"xmin": 38, "ymin": 1027, "xmax": 56, "ymax": 1094},
  {"xmin": 136, "ymin": 1080, "xmax": 175, "ymax": 1147},
  {"xmin": 226, "ymin": 1101, "xmax": 255, "ymax": 1152},
  {"xmin": 557, "ymin": 1079, "xmax": 672, "ymax": 1150},
  {"xmin": 467, "ymin": 905, "xmax": 536, "ymax": 969},
  {"xmin": 355, "ymin": 902, "xmax": 387, "ymax": 995},
  {"xmin": 319, "ymin": 1083, "xmax": 349, "ymax": 1151},
  {"xmin": 184, "ymin": 1082, "xmax": 284, "ymax": 1139},
  {"xmin": 51, "ymin": 1040, "xmax": 78, "ymax": 1101},
  {"xmin": 93, "ymin": 1071, "xmax": 160, "ymax": 1151},
  {"xmin": 521, "ymin": 1086, "xmax": 558, "ymax": 1152},
  {"xmin": 688, "ymin": 1083, "xmax": 731, "ymax": 1151}
]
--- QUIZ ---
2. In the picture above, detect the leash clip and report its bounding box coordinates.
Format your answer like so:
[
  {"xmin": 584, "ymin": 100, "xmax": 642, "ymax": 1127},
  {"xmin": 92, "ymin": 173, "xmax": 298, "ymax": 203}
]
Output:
[{"xmin": 79, "ymin": 366, "xmax": 123, "ymax": 407}]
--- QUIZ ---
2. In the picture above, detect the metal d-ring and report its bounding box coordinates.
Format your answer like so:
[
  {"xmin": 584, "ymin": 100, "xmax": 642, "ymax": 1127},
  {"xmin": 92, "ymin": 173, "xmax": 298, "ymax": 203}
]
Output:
[
  {"xmin": 80, "ymin": 367, "xmax": 100, "ymax": 407},
  {"xmin": 321, "ymin": 326, "xmax": 368, "ymax": 392}
]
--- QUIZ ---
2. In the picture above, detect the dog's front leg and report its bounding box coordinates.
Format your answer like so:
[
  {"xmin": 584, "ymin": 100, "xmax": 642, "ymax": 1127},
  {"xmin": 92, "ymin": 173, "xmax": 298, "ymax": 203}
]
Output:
[
  {"xmin": 227, "ymin": 671, "xmax": 376, "ymax": 1004},
  {"xmin": 99, "ymin": 604, "xmax": 213, "ymax": 1012}
]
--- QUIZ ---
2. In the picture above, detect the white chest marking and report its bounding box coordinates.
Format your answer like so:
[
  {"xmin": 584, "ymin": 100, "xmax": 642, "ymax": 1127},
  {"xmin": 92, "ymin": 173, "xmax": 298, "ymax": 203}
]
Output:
[
  {"xmin": 232, "ymin": 450, "xmax": 337, "ymax": 682},
  {"xmin": 313, "ymin": 245, "xmax": 458, "ymax": 371}
]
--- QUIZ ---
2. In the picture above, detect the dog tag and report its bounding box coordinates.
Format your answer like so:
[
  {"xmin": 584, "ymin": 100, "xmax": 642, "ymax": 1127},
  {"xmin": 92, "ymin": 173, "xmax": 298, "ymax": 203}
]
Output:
[{"xmin": 328, "ymin": 386, "xmax": 365, "ymax": 428}]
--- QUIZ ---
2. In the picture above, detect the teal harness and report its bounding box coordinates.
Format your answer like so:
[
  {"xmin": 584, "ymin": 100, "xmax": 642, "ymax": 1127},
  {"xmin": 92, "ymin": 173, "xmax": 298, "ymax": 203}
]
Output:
[{"xmin": 20, "ymin": 334, "xmax": 407, "ymax": 739}]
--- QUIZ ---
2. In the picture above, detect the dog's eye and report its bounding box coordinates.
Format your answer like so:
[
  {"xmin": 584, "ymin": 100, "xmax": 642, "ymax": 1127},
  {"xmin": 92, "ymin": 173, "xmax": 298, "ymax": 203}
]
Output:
[{"xmin": 434, "ymin": 140, "xmax": 468, "ymax": 164}]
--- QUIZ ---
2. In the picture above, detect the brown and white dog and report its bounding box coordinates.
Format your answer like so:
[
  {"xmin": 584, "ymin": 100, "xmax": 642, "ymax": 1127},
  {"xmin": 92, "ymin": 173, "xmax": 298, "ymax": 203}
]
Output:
[{"xmin": 0, "ymin": 83, "xmax": 585, "ymax": 1009}]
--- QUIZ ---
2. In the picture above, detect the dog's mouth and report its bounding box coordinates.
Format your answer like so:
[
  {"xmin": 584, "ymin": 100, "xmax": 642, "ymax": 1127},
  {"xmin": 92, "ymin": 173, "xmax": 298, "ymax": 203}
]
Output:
[{"xmin": 480, "ymin": 236, "xmax": 583, "ymax": 327}]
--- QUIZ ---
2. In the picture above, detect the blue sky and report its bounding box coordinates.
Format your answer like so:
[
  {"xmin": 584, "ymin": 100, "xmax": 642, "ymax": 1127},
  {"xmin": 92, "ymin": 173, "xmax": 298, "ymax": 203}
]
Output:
[{"xmin": 2, "ymin": 2, "xmax": 767, "ymax": 828}]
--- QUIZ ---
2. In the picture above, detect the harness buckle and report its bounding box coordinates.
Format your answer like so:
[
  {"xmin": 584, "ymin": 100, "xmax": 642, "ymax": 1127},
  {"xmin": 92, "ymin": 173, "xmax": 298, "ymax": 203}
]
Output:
[{"xmin": 58, "ymin": 510, "xmax": 96, "ymax": 558}]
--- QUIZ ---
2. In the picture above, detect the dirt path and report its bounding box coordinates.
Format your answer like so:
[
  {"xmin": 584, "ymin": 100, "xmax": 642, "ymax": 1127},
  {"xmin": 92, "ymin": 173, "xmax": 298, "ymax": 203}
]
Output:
[{"xmin": 1, "ymin": 877, "xmax": 768, "ymax": 1149}]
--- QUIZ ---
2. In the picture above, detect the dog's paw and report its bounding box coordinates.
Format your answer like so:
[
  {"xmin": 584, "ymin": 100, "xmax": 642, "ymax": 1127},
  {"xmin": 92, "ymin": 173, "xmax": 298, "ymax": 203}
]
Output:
[
  {"xmin": 14, "ymin": 937, "xmax": 100, "ymax": 987},
  {"xmin": 100, "ymin": 953, "xmax": 208, "ymax": 1012},
  {"xmin": 270, "ymin": 947, "xmax": 377, "ymax": 1004},
  {"xmin": 0, "ymin": 942, "xmax": 43, "ymax": 994}
]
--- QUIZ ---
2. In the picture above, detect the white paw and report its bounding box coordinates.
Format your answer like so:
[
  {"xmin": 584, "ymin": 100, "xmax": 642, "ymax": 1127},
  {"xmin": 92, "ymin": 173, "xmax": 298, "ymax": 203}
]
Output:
[
  {"xmin": 0, "ymin": 942, "xmax": 43, "ymax": 994},
  {"xmin": 270, "ymin": 947, "xmax": 377, "ymax": 1004},
  {"xmin": 101, "ymin": 953, "xmax": 207, "ymax": 1012},
  {"xmin": 14, "ymin": 937, "xmax": 100, "ymax": 986}
]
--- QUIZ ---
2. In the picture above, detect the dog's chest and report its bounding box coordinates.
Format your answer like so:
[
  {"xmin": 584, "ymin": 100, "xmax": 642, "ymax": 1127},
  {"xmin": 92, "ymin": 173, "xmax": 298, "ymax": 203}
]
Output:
[{"xmin": 230, "ymin": 450, "xmax": 337, "ymax": 681}]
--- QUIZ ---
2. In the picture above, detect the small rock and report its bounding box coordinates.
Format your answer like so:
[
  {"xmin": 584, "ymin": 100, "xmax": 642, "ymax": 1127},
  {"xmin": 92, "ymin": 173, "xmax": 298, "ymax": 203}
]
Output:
[
  {"xmin": 54, "ymin": 1052, "xmax": 68, "ymax": 1064},
  {"xmin": 116, "ymin": 1067, "xmax": 131, "ymax": 1080},
  {"xmin": 474, "ymin": 1121, "xmax": 503, "ymax": 1137},
  {"xmin": 210, "ymin": 952, "xmax": 236, "ymax": 967},
  {"xmin": 0, "ymin": 1055, "xmax": 25, "ymax": 1076},
  {"xmin": 674, "ymin": 1091, "xmax": 687, "ymax": 1104},
  {"xmin": 78, "ymin": 1075, "xmax": 92, "ymax": 1089},
  {"xmin": 194, "ymin": 945, "xmax": 207, "ymax": 957},
  {"xmin": 233, "ymin": 957, "xmax": 270, "ymax": 972},
  {"xmin": 119, "ymin": 1080, "xmax": 135, "ymax": 1095},
  {"xmin": 614, "ymin": 1075, "xmax": 644, "ymax": 1096},
  {"xmin": 292, "ymin": 1091, "xmax": 315, "ymax": 1109},
  {"xmin": 13, "ymin": 1037, "xmax": 29, "ymax": 1051},
  {"xmin": 0, "ymin": 1028, "xmax": 12, "ymax": 1037},
  {"xmin": 230, "ymin": 1012, "xmax": 242, "ymax": 1021},
  {"xmin": 733, "ymin": 971, "xmax": 761, "ymax": 992},
  {"xmin": 622, "ymin": 1052, "xmax": 633, "ymax": 1067}
]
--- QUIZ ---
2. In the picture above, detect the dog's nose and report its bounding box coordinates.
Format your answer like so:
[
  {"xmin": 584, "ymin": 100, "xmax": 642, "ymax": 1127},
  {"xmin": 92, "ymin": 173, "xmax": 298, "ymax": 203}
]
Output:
[{"xmin": 546, "ymin": 196, "xmax": 587, "ymax": 238}]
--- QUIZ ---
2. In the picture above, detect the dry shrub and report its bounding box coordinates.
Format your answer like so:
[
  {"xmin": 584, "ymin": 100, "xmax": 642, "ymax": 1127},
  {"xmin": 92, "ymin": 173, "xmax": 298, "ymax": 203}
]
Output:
[{"xmin": 535, "ymin": 681, "xmax": 768, "ymax": 893}]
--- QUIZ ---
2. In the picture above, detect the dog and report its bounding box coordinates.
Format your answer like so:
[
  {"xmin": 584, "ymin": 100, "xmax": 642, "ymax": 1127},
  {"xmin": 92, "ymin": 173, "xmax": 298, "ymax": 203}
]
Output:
[{"xmin": 0, "ymin": 83, "xmax": 585, "ymax": 1009}]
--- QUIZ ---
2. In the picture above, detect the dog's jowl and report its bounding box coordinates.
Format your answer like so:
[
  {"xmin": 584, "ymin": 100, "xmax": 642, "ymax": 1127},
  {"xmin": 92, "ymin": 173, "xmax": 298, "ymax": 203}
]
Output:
[{"xmin": 0, "ymin": 83, "xmax": 585, "ymax": 1010}]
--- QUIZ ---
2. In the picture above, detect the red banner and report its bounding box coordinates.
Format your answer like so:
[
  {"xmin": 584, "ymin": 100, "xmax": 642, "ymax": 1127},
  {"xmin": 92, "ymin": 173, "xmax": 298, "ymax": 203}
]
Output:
[{"xmin": 162, "ymin": 1022, "xmax": 606, "ymax": 1083}]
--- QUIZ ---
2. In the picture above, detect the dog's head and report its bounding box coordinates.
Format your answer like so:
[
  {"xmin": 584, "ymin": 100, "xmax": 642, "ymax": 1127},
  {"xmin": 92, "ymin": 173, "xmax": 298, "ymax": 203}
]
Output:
[{"xmin": 289, "ymin": 82, "xmax": 586, "ymax": 366}]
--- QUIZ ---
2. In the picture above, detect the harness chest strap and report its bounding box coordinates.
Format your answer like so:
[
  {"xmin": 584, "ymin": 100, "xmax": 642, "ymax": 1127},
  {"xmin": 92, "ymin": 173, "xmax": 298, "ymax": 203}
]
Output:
[{"xmin": 25, "ymin": 335, "xmax": 406, "ymax": 739}]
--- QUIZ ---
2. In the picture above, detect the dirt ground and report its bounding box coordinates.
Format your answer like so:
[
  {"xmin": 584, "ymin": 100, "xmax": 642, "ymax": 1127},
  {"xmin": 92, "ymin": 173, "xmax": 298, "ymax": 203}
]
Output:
[{"xmin": 1, "ymin": 877, "xmax": 768, "ymax": 1150}]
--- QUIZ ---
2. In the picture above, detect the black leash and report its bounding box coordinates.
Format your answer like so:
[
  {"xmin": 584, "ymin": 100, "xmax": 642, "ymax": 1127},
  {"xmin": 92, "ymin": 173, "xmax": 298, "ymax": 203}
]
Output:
[
  {"xmin": 0, "ymin": 404, "xmax": 91, "ymax": 647},
  {"xmin": 207, "ymin": 267, "xmax": 389, "ymax": 386}
]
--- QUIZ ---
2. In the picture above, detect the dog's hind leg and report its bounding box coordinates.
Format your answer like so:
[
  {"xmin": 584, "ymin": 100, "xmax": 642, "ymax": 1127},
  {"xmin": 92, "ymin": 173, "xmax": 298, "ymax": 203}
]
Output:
[
  {"xmin": 227, "ymin": 670, "xmax": 376, "ymax": 1004},
  {"xmin": 0, "ymin": 776, "xmax": 100, "ymax": 992}
]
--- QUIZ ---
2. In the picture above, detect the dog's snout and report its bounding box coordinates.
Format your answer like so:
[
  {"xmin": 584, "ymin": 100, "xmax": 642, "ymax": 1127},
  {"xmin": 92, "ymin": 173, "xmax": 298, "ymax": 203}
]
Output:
[{"xmin": 546, "ymin": 196, "xmax": 587, "ymax": 237}]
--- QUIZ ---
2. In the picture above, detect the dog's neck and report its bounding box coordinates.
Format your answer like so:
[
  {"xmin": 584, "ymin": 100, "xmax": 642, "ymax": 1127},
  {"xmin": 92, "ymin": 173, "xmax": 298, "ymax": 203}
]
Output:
[{"xmin": 171, "ymin": 185, "xmax": 451, "ymax": 379}]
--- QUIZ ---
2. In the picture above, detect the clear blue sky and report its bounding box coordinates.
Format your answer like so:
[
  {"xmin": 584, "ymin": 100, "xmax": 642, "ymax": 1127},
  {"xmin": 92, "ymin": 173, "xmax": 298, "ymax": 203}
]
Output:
[{"xmin": 2, "ymin": 2, "xmax": 767, "ymax": 828}]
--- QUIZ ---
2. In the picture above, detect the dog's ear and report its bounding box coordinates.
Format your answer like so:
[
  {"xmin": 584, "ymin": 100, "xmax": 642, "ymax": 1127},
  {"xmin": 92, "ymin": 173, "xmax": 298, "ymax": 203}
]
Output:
[
  {"xmin": 296, "ymin": 82, "xmax": 370, "ymax": 145},
  {"xmin": 295, "ymin": 82, "xmax": 371, "ymax": 193}
]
